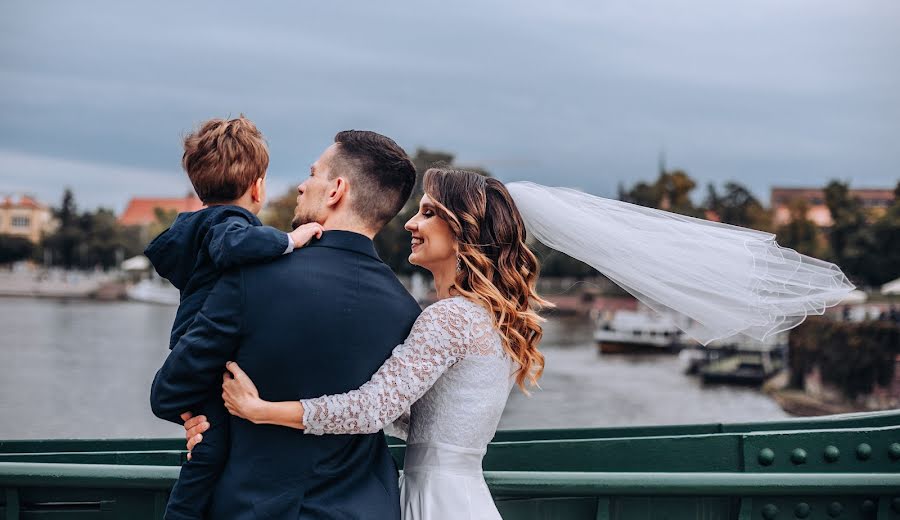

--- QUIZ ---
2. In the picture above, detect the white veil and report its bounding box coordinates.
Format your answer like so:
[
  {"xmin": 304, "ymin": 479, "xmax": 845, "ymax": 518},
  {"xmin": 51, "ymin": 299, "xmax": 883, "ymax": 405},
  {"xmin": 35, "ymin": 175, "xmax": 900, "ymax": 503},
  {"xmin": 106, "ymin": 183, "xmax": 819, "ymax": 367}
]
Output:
[{"xmin": 506, "ymin": 181, "xmax": 854, "ymax": 345}]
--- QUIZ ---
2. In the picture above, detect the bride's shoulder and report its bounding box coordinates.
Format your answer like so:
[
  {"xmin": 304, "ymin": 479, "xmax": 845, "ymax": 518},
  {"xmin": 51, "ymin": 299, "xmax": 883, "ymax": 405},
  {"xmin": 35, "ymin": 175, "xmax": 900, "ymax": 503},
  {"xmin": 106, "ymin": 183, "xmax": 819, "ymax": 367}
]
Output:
[
  {"xmin": 425, "ymin": 296, "xmax": 485, "ymax": 315},
  {"xmin": 412, "ymin": 297, "xmax": 497, "ymax": 354},
  {"xmin": 418, "ymin": 296, "xmax": 491, "ymax": 328}
]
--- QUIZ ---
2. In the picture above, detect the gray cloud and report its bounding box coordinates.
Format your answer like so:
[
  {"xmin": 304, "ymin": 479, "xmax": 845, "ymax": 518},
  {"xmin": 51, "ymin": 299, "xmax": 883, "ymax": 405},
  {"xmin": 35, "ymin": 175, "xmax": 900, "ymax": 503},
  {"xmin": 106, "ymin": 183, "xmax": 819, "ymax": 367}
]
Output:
[{"xmin": 1, "ymin": 0, "xmax": 898, "ymax": 212}]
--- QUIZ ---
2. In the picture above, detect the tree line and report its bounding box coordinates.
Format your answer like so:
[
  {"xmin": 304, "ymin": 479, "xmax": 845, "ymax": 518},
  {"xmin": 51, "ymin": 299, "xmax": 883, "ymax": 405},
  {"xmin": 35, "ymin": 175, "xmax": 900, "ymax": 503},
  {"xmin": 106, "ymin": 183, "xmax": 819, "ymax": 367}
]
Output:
[
  {"xmin": 0, "ymin": 189, "xmax": 146, "ymax": 270},
  {"xmin": 3, "ymin": 155, "xmax": 897, "ymax": 288}
]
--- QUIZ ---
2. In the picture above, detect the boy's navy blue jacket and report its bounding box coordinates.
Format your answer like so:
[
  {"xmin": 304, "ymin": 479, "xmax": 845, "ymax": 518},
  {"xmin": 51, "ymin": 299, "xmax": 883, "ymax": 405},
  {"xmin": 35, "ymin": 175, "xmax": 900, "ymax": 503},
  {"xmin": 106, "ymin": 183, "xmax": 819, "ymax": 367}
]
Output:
[{"xmin": 144, "ymin": 205, "xmax": 289, "ymax": 350}]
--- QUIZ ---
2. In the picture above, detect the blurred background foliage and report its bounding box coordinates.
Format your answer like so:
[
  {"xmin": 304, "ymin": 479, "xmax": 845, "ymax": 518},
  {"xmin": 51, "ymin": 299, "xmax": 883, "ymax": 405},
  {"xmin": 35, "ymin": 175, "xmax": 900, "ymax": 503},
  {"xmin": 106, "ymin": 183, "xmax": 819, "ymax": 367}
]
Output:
[
  {"xmin": 790, "ymin": 317, "xmax": 900, "ymax": 398},
  {"xmin": 4, "ymin": 151, "xmax": 898, "ymax": 289}
]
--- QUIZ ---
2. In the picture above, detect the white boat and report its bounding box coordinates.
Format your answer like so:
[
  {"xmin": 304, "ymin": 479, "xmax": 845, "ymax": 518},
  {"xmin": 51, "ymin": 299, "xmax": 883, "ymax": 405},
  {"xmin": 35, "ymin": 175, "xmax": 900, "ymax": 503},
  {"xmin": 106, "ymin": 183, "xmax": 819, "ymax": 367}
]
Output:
[
  {"xmin": 594, "ymin": 306, "xmax": 788, "ymax": 359},
  {"xmin": 593, "ymin": 309, "xmax": 689, "ymax": 353},
  {"xmin": 126, "ymin": 278, "xmax": 179, "ymax": 306}
]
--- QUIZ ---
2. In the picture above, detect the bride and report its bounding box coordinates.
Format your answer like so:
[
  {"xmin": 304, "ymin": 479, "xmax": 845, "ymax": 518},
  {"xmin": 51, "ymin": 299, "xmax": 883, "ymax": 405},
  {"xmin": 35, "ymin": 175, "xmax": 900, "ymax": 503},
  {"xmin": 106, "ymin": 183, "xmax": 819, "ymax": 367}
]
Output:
[
  {"xmin": 185, "ymin": 167, "xmax": 853, "ymax": 519},
  {"xmin": 193, "ymin": 167, "xmax": 547, "ymax": 519}
]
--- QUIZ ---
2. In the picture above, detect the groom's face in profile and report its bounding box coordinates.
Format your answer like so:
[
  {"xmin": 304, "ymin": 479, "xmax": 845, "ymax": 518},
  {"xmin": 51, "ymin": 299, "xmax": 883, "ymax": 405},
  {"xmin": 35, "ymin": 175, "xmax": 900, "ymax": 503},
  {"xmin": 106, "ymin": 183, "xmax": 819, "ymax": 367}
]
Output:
[{"xmin": 292, "ymin": 144, "xmax": 338, "ymax": 229}]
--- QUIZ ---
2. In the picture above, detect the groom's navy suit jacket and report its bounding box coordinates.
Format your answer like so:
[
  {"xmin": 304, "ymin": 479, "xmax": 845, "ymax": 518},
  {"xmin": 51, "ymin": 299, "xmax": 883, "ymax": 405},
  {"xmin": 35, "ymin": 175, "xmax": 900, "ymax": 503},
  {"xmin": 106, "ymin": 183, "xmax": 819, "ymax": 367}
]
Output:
[{"xmin": 151, "ymin": 230, "xmax": 421, "ymax": 519}]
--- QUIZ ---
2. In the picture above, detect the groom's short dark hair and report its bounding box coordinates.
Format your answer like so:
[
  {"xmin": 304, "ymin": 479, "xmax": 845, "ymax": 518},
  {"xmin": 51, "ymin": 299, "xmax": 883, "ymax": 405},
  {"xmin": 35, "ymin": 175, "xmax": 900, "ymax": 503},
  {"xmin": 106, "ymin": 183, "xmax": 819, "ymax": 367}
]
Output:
[{"xmin": 332, "ymin": 130, "xmax": 416, "ymax": 230}]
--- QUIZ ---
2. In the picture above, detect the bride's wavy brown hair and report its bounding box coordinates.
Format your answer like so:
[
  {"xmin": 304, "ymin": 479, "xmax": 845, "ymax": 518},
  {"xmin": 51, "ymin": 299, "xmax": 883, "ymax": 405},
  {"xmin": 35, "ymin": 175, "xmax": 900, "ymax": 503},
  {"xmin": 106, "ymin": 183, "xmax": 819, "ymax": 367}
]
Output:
[{"xmin": 422, "ymin": 168, "xmax": 551, "ymax": 392}]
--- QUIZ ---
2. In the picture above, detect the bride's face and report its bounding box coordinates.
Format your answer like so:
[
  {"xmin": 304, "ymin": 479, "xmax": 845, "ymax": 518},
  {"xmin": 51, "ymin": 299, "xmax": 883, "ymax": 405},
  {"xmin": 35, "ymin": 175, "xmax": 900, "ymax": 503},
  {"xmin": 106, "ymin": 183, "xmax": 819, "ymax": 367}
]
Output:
[{"xmin": 404, "ymin": 194, "xmax": 457, "ymax": 272}]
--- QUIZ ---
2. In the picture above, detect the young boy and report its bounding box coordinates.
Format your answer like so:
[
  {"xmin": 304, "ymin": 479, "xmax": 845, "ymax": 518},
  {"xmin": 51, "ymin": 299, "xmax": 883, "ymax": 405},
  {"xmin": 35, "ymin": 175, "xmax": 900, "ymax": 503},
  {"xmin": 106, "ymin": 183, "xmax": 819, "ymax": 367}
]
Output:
[{"xmin": 145, "ymin": 116, "xmax": 321, "ymax": 520}]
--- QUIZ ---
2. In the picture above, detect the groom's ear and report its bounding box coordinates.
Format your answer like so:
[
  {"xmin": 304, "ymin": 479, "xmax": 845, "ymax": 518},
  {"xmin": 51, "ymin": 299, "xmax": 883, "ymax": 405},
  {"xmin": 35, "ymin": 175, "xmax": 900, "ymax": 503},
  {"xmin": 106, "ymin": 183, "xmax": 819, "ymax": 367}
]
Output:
[{"xmin": 326, "ymin": 176, "xmax": 348, "ymax": 208}]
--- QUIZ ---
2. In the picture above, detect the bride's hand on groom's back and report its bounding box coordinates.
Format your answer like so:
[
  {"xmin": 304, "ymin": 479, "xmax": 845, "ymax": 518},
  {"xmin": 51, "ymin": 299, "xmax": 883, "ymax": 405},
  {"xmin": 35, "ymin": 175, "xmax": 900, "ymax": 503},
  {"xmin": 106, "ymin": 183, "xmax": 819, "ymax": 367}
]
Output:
[
  {"xmin": 180, "ymin": 412, "xmax": 209, "ymax": 460},
  {"xmin": 222, "ymin": 361, "xmax": 265, "ymax": 423}
]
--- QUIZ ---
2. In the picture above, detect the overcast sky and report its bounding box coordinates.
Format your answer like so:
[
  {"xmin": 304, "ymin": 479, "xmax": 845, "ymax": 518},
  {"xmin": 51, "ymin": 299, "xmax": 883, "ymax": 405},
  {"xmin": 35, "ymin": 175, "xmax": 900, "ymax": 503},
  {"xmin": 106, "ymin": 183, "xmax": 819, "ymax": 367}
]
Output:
[{"xmin": 1, "ymin": 0, "xmax": 898, "ymax": 212}]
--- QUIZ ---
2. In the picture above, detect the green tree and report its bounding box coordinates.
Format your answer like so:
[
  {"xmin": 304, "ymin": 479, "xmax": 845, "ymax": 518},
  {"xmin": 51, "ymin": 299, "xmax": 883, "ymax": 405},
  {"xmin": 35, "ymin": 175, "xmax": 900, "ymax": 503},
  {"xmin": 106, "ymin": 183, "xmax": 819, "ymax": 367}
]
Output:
[
  {"xmin": 78, "ymin": 208, "xmax": 142, "ymax": 269},
  {"xmin": 529, "ymin": 241, "xmax": 598, "ymax": 278},
  {"xmin": 618, "ymin": 181, "xmax": 657, "ymax": 208},
  {"xmin": 823, "ymin": 181, "xmax": 873, "ymax": 281},
  {"xmin": 659, "ymin": 170, "xmax": 701, "ymax": 216},
  {"xmin": 260, "ymin": 189, "xmax": 297, "ymax": 231},
  {"xmin": 704, "ymin": 182, "xmax": 771, "ymax": 230},
  {"xmin": 0, "ymin": 234, "xmax": 34, "ymax": 265},
  {"xmin": 790, "ymin": 317, "xmax": 900, "ymax": 399},
  {"xmin": 146, "ymin": 207, "xmax": 179, "ymax": 241},
  {"xmin": 42, "ymin": 190, "xmax": 150, "ymax": 270},
  {"xmin": 619, "ymin": 169, "xmax": 703, "ymax": 217},
  {"xmin": 868, "ymin": 181, "xmax": 900, "ymax": 286},
  {"xmin": 43, "ymin": 188, "xmax": 82, "ymax": 268}
]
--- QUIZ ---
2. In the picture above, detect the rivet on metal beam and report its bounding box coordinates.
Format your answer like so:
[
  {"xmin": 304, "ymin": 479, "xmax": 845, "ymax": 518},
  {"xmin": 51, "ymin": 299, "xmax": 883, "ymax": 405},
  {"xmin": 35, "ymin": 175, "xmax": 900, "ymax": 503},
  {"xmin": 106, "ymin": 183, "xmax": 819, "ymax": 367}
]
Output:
[
  {"xmin": 888, "ymin": 443, "xmax": 900, "ymax": 461},
  {"xmin": 827, "ymin": 501, "xmax": 843, "ymax": 517},
  {"xmin": 790, "ymin": 448, "xmax": 807, "ymax": 465},
  {"xmin": 860, "ymin": 500, "xmax": 875, "ymax": 514},
  {"xmin": 758, "ymin": 448, "xmax": 775, "ymax": 466},
  {"xmin": 824, "ymin": 445, "xmax": 840, "ymax": 463},
  {"xmin": 794, "ymin": 502, "xmax": 810, "ymax": 518},
  {"xmin": 762, "ymin": 503, "xmax": 779, "ymax": 520},
  {"xmin": 856, "ymin": 443, "xmax": 872, "ymax": 461},
  {"xmin": 891, "ymin": 497, "xmax": 900, "ymax": 514}
]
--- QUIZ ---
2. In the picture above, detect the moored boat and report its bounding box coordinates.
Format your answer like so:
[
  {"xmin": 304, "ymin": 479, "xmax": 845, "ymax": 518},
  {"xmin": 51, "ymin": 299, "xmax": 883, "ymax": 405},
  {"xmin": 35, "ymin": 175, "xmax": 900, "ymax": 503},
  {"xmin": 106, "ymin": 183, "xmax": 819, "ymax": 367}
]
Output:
[
  {"xmin": 686, "ymin": 332, "xmax": 788, "ymax": 385},
  {"xmin": 125, "ymin": 278, "xmax": 179, "ymax": 306},
  {"xmin": 594, "ymin": 309, "xmax": 688, "ymax": 353}
]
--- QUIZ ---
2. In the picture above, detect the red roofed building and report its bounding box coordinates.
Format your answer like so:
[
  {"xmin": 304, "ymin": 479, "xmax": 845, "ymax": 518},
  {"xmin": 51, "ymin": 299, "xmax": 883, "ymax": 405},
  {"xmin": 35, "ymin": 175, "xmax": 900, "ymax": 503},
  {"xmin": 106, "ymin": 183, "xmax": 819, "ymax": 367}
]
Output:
[
  {"xmin": 771, "ymin": 187, "xmax": 895, "ymax": 227},
  {"xmin": 0, "ymin": 194, "xmax": 54, "ymax": 243},
  {"xmin": 119, "ymin": 194, "xmax": 203, "ymax": 227}
]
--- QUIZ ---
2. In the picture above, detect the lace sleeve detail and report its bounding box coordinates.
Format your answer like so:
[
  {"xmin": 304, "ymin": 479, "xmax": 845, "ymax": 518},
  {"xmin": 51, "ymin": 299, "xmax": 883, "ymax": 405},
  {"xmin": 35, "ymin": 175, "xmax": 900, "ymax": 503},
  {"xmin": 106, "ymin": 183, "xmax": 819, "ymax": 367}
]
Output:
[
  {"xmin": 301, "ymin": 298, "xmax": 480, "ymax": 435},
  {"xmin": 383, "ymin": 409, "xmax": 410, "ymax": 441}
]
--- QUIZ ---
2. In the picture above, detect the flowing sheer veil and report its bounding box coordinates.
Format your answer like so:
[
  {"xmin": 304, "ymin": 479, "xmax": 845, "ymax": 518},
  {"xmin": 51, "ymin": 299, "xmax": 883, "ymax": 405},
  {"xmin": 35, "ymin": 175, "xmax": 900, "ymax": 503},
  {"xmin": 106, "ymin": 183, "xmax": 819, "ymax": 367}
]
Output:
[{"xmin": 506, "ymin": 182, "xmax": 854, "ymax": 345}]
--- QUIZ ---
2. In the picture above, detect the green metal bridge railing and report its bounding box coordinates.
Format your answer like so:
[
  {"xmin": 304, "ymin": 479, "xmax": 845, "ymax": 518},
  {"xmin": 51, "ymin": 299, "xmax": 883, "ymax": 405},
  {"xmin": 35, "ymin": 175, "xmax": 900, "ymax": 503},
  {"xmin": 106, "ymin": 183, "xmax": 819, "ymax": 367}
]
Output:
[{"xmin": 1, "ymin": 410, "xmax": 898, "ymax": 519}]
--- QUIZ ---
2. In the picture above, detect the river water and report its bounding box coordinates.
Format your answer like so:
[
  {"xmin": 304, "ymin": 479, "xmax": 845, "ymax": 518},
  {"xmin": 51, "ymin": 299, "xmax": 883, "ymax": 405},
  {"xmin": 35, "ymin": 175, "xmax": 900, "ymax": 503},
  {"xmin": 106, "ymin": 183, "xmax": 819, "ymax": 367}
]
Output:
[{"xmin": 0, "ymin": 297, "xmax": 787, "ymax": 439}]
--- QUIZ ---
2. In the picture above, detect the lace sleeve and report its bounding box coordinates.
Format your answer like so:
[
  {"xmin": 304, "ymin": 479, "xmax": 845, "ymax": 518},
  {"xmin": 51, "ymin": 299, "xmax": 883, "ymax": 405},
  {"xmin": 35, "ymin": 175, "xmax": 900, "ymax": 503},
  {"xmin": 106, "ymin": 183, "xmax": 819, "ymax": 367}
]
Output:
[
  {"xmin": 383, "ymin": 409, "xmax": 410, "ymax": 441},
  {"xmin": 301, "ymin": 298, "xmax": 475, "ymax": 435}
]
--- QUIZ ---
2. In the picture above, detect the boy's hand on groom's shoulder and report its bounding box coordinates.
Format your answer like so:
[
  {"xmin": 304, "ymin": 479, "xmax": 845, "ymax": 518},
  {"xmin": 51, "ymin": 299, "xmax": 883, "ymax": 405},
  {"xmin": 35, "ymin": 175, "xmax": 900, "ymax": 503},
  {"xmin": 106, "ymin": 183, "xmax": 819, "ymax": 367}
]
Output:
[{"xmin": 289, "ymin": 223, "xmax": 325, "ymax": 249}]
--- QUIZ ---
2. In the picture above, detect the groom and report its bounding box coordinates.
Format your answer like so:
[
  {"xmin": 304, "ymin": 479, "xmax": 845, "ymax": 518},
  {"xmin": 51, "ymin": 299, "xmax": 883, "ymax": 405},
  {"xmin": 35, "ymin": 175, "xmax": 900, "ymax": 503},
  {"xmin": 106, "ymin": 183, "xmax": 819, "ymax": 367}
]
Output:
[{"xmin": 150, "ymin": 130, "xmax": 421, "ymax": 519}]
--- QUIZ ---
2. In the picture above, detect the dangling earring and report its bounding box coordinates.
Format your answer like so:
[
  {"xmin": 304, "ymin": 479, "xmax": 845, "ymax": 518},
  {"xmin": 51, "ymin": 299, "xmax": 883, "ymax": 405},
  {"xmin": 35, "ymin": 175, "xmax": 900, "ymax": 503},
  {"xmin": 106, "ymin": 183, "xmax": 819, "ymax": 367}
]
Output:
[{"xmin": 456, "ymin": 255, "xmax": 462, "ymax": 273}]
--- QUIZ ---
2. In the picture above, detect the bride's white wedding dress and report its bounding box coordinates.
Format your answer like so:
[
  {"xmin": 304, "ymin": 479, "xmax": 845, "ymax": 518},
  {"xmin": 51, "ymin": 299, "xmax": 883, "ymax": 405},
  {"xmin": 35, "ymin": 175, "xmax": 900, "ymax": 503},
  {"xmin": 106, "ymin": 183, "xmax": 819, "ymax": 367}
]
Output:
[{"xmin": 301, "ymin": 296, "xmax": 515, "ymax": 519}]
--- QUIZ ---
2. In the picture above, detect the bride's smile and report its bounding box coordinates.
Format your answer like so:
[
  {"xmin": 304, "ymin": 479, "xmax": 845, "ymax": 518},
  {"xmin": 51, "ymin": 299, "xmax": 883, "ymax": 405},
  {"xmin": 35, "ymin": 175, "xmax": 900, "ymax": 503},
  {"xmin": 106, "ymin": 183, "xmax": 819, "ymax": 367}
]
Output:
[{"xmin": 404, "ymin": 194, "xmax": 457, "ymax": 272}]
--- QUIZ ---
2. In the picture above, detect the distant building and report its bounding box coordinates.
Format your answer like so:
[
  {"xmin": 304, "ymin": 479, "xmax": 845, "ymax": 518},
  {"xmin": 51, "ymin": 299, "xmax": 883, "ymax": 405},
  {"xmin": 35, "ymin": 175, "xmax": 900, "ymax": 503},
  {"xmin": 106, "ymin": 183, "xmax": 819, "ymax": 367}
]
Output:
[
  {"xmin": 771, "ymin": 187, "xmax": 894, "ymax": 227},
  {"xmin": 0, "ymin": 194, "xmax": 54, "ymax": 243},
  {"xmin": 119, "ymin": 194, "xmax": 202, "ymax": 227}
]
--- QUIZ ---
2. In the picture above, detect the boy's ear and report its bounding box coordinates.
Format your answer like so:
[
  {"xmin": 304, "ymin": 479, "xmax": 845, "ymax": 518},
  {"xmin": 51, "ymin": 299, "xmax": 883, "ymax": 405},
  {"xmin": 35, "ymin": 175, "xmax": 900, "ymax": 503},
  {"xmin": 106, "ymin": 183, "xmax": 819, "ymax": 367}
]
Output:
[
  {"xmin": 326, "ymin": 177, "xmax": 348, "ymax": 208},
  {"xmin": 251, "ymin": 177, "xmax": 264, "ymax": 203}
]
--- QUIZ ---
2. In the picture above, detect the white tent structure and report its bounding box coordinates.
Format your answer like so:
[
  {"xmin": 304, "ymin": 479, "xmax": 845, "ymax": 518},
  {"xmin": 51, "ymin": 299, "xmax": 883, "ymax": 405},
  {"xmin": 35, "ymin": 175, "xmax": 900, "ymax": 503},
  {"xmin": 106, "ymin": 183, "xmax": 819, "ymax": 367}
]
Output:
[
  {"xmin": 121, "ymin": 255, "xmax": 150, "ymax": 271},
  {"xmin": 840, "ymin": 290, "xmax": 868, "ymax": 304},
  {"xmin": 881, "ymin": 277, "xmax": 900, "ymax": 296}
]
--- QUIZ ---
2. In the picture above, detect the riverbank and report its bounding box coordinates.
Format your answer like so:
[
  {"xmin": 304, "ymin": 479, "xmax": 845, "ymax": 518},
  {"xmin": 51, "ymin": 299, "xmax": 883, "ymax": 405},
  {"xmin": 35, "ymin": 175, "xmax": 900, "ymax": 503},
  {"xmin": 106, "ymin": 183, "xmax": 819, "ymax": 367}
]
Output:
[
  {"xmin": 0, "ymin": 270, "xmax": 118, "ymax": 299},
  {"xmin": 763, "ymin": 369, "xmax": 900, "ymax": 416}
]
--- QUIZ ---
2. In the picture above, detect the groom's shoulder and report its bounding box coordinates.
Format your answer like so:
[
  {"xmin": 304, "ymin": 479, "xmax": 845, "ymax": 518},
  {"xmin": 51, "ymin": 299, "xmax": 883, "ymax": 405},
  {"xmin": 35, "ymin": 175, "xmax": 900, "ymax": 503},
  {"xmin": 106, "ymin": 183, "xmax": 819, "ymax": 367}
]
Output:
[
  {"xmin": 239, "ymin": 245, "xmax": 322, "ymax": 275},
  {"xmin": 231, "ymin": 242, "xmax": 358, "ymax": 281},
  {"xmin": 387, "ymin": 277, "xmax": 423, "ymax": 323}
]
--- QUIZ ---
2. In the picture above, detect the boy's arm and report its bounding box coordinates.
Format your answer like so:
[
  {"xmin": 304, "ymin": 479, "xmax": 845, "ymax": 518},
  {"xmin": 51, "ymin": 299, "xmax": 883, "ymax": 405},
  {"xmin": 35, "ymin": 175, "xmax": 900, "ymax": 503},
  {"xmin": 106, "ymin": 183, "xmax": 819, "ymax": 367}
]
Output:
[
  {"xmin": 150, "ymin": 269, "xmax": 244, "ymax": 424},
  {"xmin": 207, "ymin": 216, "xmax": 292, "ymax": 270}
]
